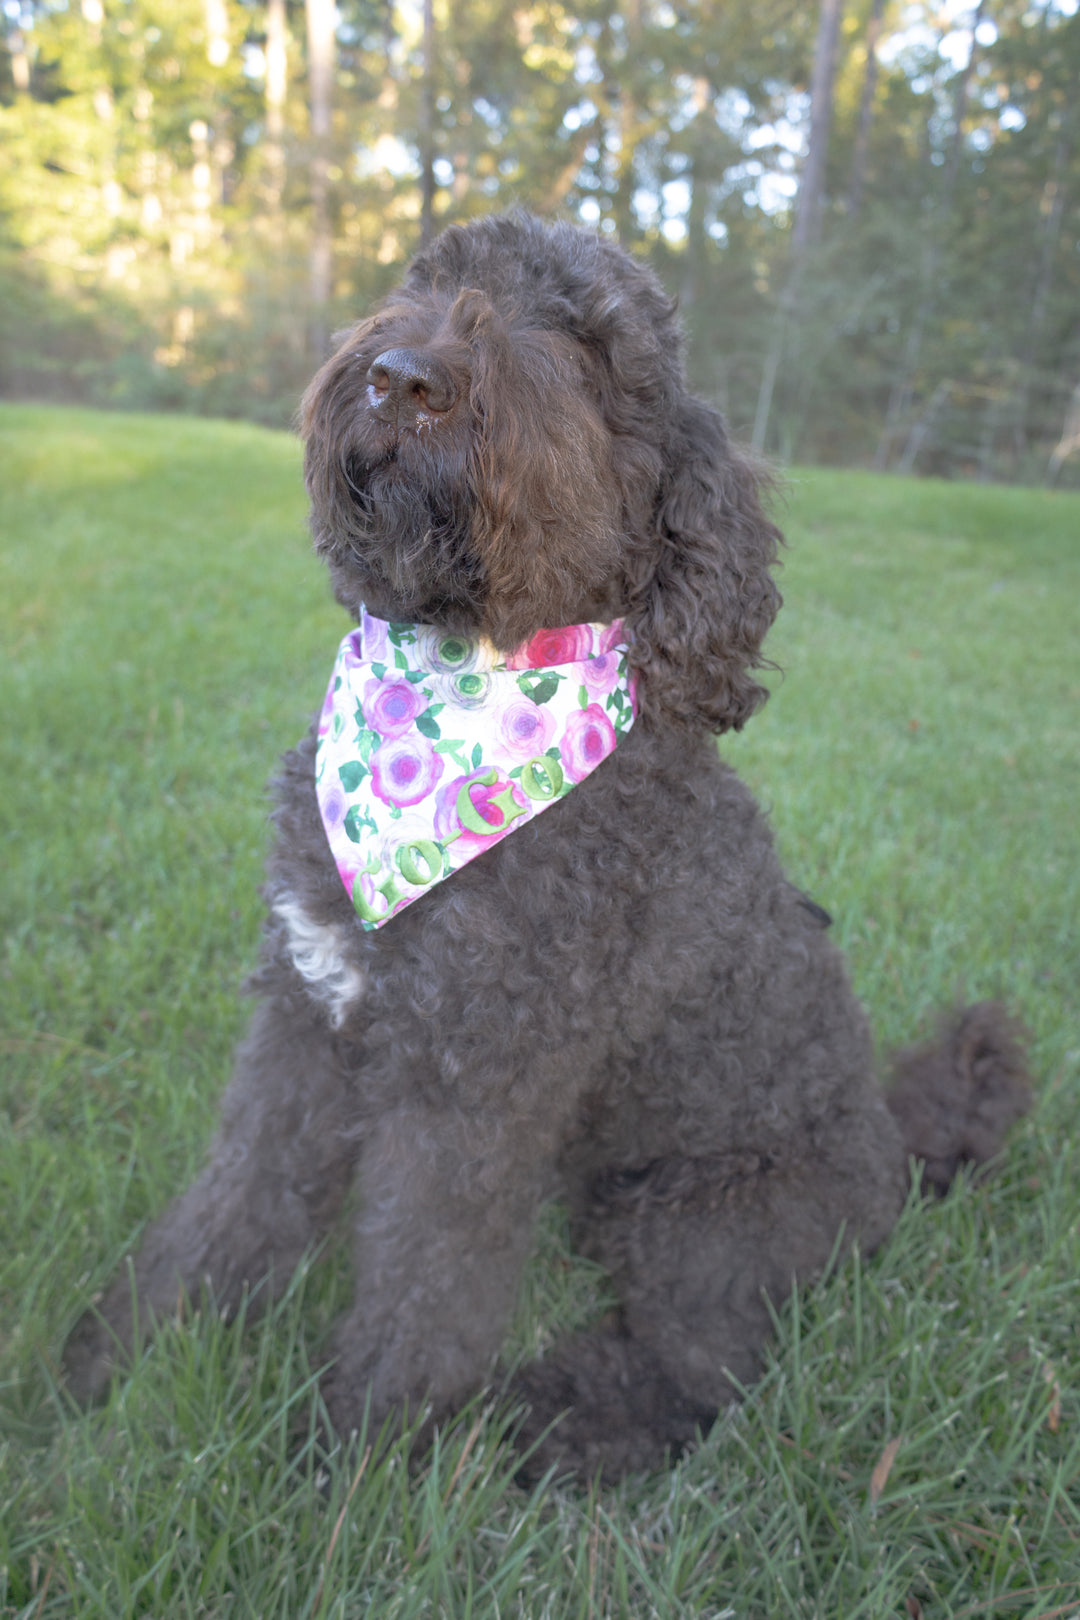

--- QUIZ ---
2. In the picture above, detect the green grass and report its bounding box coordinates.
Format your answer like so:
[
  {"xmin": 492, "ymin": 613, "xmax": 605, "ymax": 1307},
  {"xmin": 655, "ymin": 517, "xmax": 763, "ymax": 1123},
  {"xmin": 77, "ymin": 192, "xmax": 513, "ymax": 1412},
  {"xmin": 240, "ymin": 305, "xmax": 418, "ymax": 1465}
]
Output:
[{"xmin": 1, "ymin": 403, "xmax": 1078, "ymax": 1618}]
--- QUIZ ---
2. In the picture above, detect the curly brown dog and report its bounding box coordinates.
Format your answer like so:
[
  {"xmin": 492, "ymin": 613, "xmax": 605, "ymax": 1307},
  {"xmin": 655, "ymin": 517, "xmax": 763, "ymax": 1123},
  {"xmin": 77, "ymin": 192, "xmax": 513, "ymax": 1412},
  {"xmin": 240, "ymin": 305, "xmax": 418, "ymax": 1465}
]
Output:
[{"xmin": 64, "ymin": 213, "xmax": 1031, "ymax": 1478}]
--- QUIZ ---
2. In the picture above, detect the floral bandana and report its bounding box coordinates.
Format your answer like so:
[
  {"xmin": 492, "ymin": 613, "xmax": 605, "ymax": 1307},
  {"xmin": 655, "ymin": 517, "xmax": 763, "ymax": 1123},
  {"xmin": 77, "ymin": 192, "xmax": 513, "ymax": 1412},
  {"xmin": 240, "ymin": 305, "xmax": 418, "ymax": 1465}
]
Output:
[{"xmin": 315, "ymin": 609, "xmax": 637, "ymax": 929}]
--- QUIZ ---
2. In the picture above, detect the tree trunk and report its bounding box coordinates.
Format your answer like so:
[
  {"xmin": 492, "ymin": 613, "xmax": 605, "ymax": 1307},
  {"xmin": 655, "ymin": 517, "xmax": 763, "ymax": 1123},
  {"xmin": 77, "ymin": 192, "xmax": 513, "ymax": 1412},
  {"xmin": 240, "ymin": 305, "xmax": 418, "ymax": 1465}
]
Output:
[
  {"xmin": 875, "ymin": 2, "xmax": 982, "ymax": 469},
  {"xmin": 752, "ymin": 0, "xmax": 844, "ymax": 452},
  {"xmin": 751, "ymin": 278, "xmax": 798, "ymax": 454},
  {"xmin": 449, "ymin": 27, "xmax": 472, "ymax": 208},
  {"xmin": 897, "ymin": 377, "xmax": 951, "ymax": 473},
  {"xmin": 1047, "ymin": 379, "xmax": 1080, "ymax": 483},
  {"xmin": 943, "ymin": 0, "xmax": 986, "ymax": 200},
  {"xmin": 847, "ymin": 0, "xmax": 884, "ymax": 220},
  {"xmin": 7, "ymin": 22, "xmax": 30, "ymax": 91},
  {"xmin": 873, "ymin": 220, "xmax": 935, "ymax": 468},
  {"xmin": 419, "ymin": 0, "xmax": 436, "ymax": 246},
  {"xmin": 791, "ymin": 0, "xmax": 845, "ymax": 254},
  {"xmin": 679, "ymin": 78, "xmax": 711, "ymax": 315},
  {"xmin": 612, "ymin": 0, "xmax": 644, "ymax": 240},
  {"xmin": 203, "ymin": 0, "xmax": 232, "ymax": 212},
  {"xmin": 306, "ymin": 0, "xmax": 335, "ymax": 357},
  {"xmin": 1011, "ymin": 120, "xmax": 1072, "ymax": 467},
  {"xmin": 264, "ymin": 0, "xmax": 287, "ymax": 215}
]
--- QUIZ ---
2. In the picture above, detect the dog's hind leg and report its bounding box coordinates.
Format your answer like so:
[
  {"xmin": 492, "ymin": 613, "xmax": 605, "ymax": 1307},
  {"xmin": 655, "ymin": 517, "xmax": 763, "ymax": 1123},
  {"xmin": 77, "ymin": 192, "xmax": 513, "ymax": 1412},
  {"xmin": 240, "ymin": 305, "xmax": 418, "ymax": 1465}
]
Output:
[
  {"xmin": 62, "ymin": 994, "xmax": 356, "ymax": 1403},
  {"xmin": 511, "ymin": 1129, "xmax": 908, "ymax": 1479}
]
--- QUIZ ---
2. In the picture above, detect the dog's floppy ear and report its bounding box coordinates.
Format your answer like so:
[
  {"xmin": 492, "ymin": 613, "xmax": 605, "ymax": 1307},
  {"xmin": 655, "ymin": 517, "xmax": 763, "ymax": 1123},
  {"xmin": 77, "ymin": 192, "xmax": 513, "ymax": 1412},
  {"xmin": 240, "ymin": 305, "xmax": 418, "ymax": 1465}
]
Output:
[{"xmin": 625, "ymin": 396, "xmax": 782, "ymax": 733}]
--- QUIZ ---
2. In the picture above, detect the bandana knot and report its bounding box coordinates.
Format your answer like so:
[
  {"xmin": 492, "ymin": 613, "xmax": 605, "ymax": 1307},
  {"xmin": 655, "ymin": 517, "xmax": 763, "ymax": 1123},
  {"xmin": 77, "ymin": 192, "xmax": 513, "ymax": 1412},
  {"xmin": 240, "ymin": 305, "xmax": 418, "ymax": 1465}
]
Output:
[{"xmin": 315, "ymin": 609, "xmax": 637, "ymax": 928}]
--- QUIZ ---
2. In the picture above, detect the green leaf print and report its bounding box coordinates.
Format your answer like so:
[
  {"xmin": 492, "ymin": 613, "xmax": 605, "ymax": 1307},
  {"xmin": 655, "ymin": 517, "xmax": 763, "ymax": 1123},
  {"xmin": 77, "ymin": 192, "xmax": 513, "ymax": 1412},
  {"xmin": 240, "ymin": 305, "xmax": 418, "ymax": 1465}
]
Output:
[
  {"xmin": 606, "ymin": 687, "xmax": 632, "ymax": 722},
  {"xmin": 434, "ymin": 739, "xmax": 471, "ymax": 772},
  {"xmin": 414, "ymin": 709, "xmax": 442, "ymax": 739},
  {"xmin": 518, "ymin": 671, "xmax": 562, "ymax": 706},
  {"xmin": 343, "ymin": 804, "xmax": 377, "ymax": 843},
  {"xmin": 339, "ymin": 760, "xmax": 366, "ymax": 792}
]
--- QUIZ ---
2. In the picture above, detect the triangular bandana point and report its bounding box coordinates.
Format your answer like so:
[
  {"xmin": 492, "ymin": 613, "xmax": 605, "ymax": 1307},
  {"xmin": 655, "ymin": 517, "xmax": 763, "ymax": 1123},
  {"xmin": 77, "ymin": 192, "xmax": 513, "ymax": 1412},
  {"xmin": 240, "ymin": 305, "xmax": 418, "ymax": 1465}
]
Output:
[{"xmin": 316, "ymin": 609, "xmax": 637, "ymax": 929}]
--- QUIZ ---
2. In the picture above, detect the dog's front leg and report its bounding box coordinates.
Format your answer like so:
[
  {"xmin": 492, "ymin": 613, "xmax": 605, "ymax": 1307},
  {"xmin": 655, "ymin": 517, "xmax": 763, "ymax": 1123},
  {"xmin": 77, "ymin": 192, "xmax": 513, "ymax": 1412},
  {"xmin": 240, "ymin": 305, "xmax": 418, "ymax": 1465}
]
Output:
[
  {"xmin": 321, "ymin": 1099, "xmax": 549, "ymax": 1441},
  {"xmin": 63, "ymin": 994, "xmax": 356, "ymax": 1404}
]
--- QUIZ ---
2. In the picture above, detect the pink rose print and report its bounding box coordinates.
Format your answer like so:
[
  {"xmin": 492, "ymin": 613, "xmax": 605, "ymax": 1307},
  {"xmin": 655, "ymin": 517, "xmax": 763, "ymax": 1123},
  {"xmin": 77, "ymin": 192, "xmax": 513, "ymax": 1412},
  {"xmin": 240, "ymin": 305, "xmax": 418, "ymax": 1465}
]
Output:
[
  {"xmin": 581, "ymin": 650, "xmax": 622, "ymax": 697},
  {"xmin": 316, "ymin": 611, "xmax": 637, "ymax": 930},
  {"xmin": 319, "ymin": 780, "xmax": 347, "ymax": 832},
  {"xmin": 560, "ymin": 704, "xmax": 617, "ymax": 782},
  {"xmin": 369, "ymin": 733, "xmax": 444, "ymax": 807},
  {"xmin": 497, "ymin": 695, "xmax": 557, "ymax": 759},
  {"xmin": 362, "ymin": 677, "xmax": 428, "ymax": 738},
  {"xmin": 506, "ymin": 624, "xmax": 593, "ymax": 669}
]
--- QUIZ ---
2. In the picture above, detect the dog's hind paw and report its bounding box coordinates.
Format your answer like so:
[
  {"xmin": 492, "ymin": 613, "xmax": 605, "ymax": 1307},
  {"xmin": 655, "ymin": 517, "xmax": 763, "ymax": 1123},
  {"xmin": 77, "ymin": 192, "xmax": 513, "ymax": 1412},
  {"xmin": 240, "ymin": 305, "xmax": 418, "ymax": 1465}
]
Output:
[{"xmin": 507, "ymin": 1329, "xmax": 714, "ymax": 1482}]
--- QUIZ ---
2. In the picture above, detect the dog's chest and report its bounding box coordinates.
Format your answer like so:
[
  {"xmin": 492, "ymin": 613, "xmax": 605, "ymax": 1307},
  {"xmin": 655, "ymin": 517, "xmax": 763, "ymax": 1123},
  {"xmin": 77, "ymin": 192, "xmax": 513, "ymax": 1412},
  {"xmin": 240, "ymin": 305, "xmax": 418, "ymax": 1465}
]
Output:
[
  {"xmin": 272, "ymin": 893, "xmax": 369, "ymax": 1027},
  {"xmin": 273, "ymin": 725, "xmax": 738, "ymax": 1044}
]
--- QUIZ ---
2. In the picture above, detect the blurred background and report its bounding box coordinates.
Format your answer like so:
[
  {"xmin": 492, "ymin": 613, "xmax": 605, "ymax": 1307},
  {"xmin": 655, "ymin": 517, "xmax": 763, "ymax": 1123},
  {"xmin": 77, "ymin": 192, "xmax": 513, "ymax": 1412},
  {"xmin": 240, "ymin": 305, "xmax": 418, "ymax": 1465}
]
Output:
[{"xmin": 1, "ymin": 0, "xmax": 1078, "ymax": 483}]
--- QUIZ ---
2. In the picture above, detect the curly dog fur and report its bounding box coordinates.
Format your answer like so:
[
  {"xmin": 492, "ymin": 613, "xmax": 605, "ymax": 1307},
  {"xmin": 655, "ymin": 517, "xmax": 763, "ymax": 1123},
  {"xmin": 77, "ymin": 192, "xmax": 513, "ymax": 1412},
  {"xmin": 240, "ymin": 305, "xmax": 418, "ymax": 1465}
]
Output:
[{"xmin": 64, "ymin": 213, "xmax": 1031, "ymax": 1477}]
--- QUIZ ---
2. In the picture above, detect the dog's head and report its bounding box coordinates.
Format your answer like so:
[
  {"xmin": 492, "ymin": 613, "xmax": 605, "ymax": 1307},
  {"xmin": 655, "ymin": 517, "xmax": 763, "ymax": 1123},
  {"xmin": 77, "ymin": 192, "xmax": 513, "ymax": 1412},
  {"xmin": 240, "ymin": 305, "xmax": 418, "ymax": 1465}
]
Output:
[{"xmin": 301, "ymin": 212, "xmax": 781, "ymax": 732}]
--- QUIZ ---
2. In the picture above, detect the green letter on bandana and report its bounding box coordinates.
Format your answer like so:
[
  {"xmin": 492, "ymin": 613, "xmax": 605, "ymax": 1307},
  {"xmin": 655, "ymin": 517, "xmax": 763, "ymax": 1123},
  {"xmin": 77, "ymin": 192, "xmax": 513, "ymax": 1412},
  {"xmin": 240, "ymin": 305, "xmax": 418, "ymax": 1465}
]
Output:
[
  {"xmin": 352, "ymin": 854, "xmax": 405, "ymax": 923},
  {"xmin": 396, "ymin": 838, "xmax": 442, "ymax": 886},
  {"xmin": 454, "ymin": 770, "xmax": 528, "ymax": 838},
  {"xmin": 520, "ymin": 756, "xmax": 565, "ymax": 801}
]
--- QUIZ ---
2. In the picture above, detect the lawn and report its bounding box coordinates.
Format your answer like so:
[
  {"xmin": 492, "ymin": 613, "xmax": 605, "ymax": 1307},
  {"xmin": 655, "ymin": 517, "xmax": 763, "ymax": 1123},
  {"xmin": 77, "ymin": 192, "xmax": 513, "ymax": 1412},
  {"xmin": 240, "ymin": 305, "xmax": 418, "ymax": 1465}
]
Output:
[{"xmin": 1, "ymin": 402, "xmax": 1078, "ymax": 1618}]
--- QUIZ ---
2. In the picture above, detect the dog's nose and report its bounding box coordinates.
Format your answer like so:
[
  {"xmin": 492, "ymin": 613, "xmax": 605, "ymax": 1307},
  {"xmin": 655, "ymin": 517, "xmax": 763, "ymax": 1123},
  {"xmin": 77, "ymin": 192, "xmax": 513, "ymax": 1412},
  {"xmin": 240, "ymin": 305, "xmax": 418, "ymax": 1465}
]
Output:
[{"xmin": 366, "ymin": 348, "xmax": 457, "ymax": 418}]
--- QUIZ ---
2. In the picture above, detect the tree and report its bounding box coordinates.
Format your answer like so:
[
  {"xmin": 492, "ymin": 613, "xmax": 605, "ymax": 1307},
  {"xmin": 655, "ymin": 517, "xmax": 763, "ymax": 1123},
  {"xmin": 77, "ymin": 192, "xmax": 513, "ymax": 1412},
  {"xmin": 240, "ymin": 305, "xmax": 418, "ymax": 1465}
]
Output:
[
  {"xmin": 264, "ymin": 0, "xmax": 287, "ymax": 217},
  {"xmin": 846, "ymin": 0, "xmax": 884, "ymax": 219},
  {"xmin": 306, "ymin": 0, "xmax": 335, "ymax": 357},
  {"xmin": 0, "ymin": 0, "xmax": 1077, "ymax": 483},
  {"xmin": 752, "ymin": 0, "xmax": 844, "ymax": 451}
]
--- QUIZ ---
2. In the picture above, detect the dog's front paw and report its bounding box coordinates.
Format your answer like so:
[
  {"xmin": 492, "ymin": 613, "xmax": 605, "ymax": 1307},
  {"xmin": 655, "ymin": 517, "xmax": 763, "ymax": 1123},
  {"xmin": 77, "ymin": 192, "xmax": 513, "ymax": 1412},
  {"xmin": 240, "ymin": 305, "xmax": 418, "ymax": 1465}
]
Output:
[
  {"xmin": 319, "ymin": 1361, "xmax": 378, "ymax": 1443},
  {"xmin": 61, "ymin": 1308, "xmax": 124, "ymax": 1406},
  {"xmin": 321, "ymin": 1310, "xmax": 500, "ymax": 1448}
]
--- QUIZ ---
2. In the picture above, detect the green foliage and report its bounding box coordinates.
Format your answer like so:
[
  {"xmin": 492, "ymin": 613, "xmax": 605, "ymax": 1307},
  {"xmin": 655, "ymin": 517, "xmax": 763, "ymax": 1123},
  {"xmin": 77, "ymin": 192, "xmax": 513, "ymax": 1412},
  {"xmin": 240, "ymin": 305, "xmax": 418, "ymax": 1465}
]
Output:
[
  {"xmin": 2, "ymin": 2, "xmax": 1080, "ymax": 474},
  {"xmin": 2, "ymin": 405, "xmax": 1079, "ymax": 1614}
]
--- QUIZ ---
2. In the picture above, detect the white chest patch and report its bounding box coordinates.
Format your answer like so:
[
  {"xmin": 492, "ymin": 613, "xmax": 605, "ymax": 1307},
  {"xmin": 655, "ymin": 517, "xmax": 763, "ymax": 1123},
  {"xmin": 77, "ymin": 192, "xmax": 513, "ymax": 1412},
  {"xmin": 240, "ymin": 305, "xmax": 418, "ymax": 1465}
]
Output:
[{"xmin": 272, "ymin": 893, "xmax": 367, "ymax": 1027}]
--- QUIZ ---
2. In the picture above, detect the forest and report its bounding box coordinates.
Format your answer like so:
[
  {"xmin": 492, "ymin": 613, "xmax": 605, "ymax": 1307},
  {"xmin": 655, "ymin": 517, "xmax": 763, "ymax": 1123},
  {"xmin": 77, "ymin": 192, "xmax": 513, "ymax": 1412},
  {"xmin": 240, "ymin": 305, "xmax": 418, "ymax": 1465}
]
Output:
[{"xmin": 2, "ymin": 0, "xmax": 1079, "ymax": 483}]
